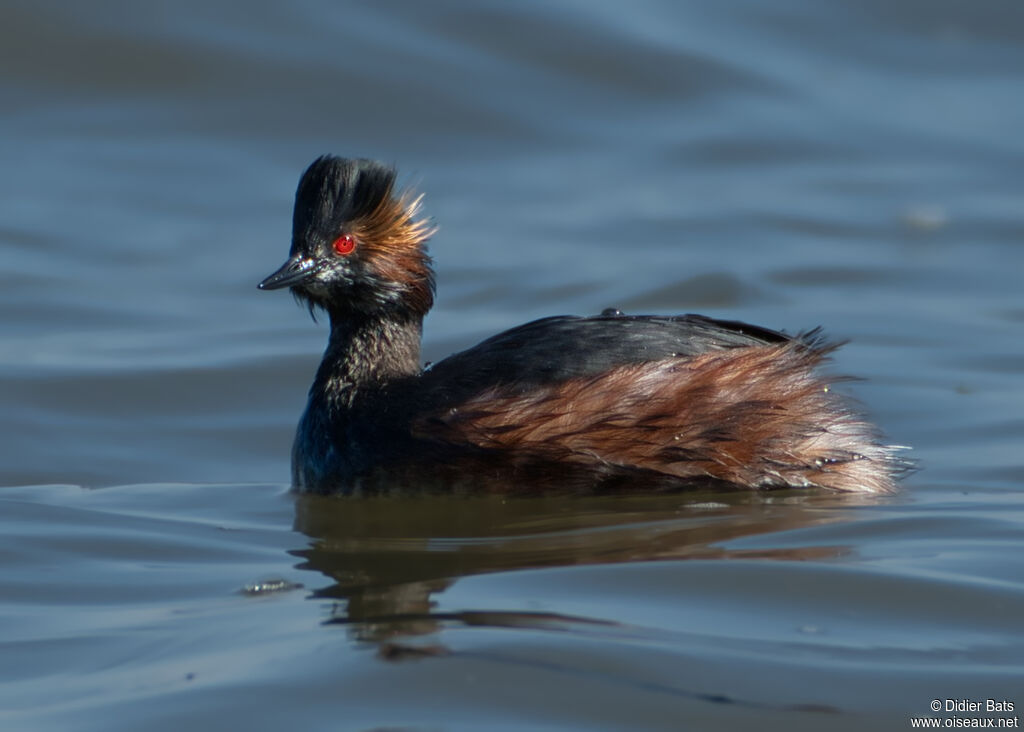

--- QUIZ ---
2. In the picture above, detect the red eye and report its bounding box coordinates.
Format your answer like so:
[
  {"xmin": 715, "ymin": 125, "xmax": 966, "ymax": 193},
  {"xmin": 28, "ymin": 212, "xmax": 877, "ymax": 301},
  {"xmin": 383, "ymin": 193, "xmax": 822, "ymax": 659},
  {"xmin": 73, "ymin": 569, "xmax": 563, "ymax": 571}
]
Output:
[{"xmin": 332, "ymin": 234, "xmax": 356, "ymax": 256}]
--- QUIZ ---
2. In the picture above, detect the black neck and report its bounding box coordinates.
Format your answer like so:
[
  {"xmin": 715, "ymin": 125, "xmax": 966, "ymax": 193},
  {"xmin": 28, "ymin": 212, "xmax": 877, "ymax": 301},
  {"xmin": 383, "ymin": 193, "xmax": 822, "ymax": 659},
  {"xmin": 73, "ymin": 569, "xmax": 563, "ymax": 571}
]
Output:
[{"xmin": 313, "ymin": 309, "xmax": 423, "ymax": 400}]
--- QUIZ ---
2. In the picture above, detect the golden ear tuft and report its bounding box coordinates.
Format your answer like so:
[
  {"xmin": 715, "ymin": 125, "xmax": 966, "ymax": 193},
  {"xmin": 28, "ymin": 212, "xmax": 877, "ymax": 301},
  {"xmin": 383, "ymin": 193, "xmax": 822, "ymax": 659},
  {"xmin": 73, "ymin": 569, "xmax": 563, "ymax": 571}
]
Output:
[{"xmin": 354, "ymin": 186, "xmax": 437, "ymax": 253}]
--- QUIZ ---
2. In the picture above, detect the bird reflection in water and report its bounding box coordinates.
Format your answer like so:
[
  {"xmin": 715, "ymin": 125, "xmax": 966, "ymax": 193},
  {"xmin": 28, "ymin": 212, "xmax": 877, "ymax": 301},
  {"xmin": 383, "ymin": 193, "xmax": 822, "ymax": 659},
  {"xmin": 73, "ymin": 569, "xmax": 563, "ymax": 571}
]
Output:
[{"xmin": 290, "ymin": 489, "xmax": 884, "ymax": 655}]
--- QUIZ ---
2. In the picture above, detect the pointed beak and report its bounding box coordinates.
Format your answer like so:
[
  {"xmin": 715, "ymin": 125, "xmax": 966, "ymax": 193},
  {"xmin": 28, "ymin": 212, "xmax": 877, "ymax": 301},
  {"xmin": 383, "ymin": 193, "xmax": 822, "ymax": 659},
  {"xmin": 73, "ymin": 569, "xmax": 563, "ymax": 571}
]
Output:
[{"xmin": 258, "ymin": 255, "xmax": 318, "ymax": 290}]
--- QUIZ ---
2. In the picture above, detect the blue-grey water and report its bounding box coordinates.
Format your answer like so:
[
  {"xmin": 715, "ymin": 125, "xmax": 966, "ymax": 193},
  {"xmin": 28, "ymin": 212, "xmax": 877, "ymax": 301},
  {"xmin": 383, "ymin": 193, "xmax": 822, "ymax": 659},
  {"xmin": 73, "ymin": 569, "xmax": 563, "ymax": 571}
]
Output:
[{"xmin": 2, "ymin": 1, "xmax": 1023, "ymax": 730}]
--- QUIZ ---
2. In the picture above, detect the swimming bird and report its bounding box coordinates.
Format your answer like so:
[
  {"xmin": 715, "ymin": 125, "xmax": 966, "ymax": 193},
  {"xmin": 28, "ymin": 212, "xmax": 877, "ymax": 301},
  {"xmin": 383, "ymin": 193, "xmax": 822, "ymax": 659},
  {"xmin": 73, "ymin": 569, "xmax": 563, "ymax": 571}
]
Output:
[{"xmin": 259, "ymin": 156, "xmax": 907, "ymax": 495}]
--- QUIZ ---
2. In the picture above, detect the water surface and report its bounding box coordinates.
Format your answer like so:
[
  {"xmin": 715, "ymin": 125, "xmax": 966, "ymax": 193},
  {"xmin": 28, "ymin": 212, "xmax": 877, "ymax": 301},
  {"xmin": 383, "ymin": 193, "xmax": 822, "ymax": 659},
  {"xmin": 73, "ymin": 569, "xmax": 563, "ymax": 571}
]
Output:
[{"xmin": 2, "ymin": 1, "xmax": 1023, "ymax": 730}]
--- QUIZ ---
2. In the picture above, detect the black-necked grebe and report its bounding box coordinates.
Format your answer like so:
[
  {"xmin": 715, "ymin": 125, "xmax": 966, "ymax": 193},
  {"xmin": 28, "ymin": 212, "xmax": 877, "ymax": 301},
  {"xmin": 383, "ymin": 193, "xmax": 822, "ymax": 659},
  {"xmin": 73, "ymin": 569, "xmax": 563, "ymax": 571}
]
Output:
[{"xmin": 259, "ymin": 156, "xmax": 908, "ymax": 495}]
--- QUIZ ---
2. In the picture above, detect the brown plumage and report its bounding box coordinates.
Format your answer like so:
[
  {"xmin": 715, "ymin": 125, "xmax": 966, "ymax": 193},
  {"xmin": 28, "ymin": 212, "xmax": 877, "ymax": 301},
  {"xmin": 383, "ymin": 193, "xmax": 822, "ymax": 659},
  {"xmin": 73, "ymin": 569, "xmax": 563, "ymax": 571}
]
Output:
[
  {"xmin": 417, "ymin": 339, "xmax": 898, "ymax": 494},
  {"xmin": 260, "ymin": 156, "xmax": 910, "ymax": 495}
]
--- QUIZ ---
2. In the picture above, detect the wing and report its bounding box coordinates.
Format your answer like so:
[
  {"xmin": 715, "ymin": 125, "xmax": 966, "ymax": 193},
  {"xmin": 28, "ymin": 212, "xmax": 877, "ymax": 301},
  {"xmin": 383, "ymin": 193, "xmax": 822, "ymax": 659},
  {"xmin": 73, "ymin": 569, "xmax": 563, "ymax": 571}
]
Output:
[{"xmin": 417, "ymin": 312, "xmax": 804, "ymax": 405}]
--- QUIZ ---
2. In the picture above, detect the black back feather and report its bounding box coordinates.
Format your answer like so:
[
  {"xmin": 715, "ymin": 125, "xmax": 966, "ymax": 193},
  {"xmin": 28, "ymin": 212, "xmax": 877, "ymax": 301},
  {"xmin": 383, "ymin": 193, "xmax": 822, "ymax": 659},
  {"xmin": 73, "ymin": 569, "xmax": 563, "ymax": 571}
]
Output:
[{"xmin": 417, "ymin": 312, "xmax": 811, "ymax": 405}]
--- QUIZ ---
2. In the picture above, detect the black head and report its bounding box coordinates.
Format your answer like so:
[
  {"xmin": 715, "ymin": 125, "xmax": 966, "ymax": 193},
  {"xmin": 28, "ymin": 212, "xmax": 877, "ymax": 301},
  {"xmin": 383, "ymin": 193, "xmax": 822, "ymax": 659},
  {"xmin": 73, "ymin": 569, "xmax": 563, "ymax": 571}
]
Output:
[{"xmin": 259, "ymin": 156, "xmax": 435, "ymax": 318}]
